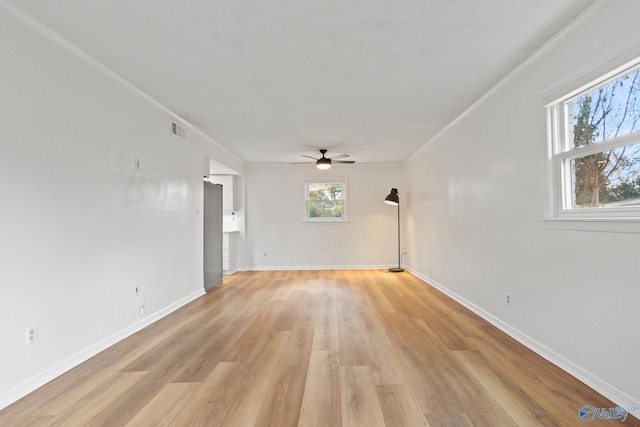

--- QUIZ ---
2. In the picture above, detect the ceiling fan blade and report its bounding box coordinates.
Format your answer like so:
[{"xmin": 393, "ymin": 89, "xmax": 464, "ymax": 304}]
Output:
[
  {"xmin": 329, "ymin": 154, "xmax": 349, "ymax": 160},
  {"xmin": 290, "ymin": 161, "xmax": 315, "ymax": 164},
  {"xmin": 334, "ymin": 160, "xmax": 355, "ymax": 164},
  {"xmin": 300, "ymin": 154, "xmax": 319, "ymax": 160}
]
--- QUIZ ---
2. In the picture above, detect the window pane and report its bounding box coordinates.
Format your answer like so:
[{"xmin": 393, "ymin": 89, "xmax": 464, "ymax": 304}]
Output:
[
  {"xmin": 568, "ymin": 69, "xmax": 640, "ymax": 149},
  {"xmin": 308, "ymin": 200, "xmax": 343, "ymax": 218},
  {"xmin": 569, "ymin": 143, "xmax": 640, "ymax": 208},
  {"xmin": 308, "ymin": 183, "xmax": 343, "ymax": 201}
]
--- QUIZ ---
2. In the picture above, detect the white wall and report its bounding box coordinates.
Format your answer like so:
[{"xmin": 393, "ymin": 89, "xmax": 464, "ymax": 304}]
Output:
[
  {"xmin": 0, "ymin": 8, "xmax": 243, "ymax": 408},
  {"xmin": 246, "ymin": 164, "xmax": 404, "ymax": 269},
  {"xmin": 404, "ymin": 0, "xmax": 640, "ymax": 407}
]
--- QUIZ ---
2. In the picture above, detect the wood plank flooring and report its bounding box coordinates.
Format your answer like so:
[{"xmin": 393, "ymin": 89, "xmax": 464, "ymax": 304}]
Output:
[{"xmin": 1, "ymin": 270, "xmax": 636, "ymax": 426}]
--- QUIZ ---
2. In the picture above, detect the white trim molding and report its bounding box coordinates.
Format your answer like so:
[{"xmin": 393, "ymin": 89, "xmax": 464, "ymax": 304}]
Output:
[
  {"xmin": 0, "ymin": 289, "xmax": 204, "ymax": 411},
  {"xmin": 406, "ymin": 0, "xmax": 614, "ymax": 165},
  {"xmin": 0, "ymin": 0, "xmax": 244, "ymax": 167},
  {"xmin": 405, "ymin": 266, "xmax": 640, "ymax": 420},
  {"xmin": 246, "ymin": 265, "xmax": 391, "ymax": 272}
]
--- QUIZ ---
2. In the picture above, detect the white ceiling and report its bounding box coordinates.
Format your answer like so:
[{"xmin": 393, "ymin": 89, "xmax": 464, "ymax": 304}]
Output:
[{"xmin": 7, "ymin": 0, "xmax": 596, "ymax": 165}]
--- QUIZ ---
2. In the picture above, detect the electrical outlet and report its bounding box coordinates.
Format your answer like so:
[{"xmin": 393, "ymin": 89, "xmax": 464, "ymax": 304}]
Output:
[
  {"xmin": 26, "ymin": 324, "xmax": 38, "ymax": 346},
  {"xmin": 506, "ymin": 294, "xmax": 511, "ymax": 306}
]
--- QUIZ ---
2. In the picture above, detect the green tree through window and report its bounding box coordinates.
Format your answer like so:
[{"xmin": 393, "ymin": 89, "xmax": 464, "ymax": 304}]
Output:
[
  {"xmin": 569, "ymin": 68, "xmax": 640, "ymax": 207},
  {"xmin": 306, "ymin": 183, "xmax": 344, "ymax": 220}
]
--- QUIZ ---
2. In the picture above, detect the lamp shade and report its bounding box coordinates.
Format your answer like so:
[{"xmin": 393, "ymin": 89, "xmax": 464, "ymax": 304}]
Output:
[{"xmin": 384, "ymin": 188, "xmax": 399, "ymax": 205}]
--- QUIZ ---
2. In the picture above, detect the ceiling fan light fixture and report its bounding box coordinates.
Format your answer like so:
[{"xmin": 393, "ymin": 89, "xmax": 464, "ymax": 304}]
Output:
[
  {"xmin": 293, "ymin": 148, "xmax": 353, "ymax": 168},
  {"xmin": 316, "ymin": 157, "xmax": 332, "ymax": 169}
]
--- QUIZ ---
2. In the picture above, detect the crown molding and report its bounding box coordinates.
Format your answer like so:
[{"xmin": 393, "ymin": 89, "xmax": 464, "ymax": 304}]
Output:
[
  {"xmin": 0, "ymin": 0, "xmax": 244, "ymax": 166},
  {"xmin": 405, "ymin": 0, "xmax": 614, "ymax": 164}
]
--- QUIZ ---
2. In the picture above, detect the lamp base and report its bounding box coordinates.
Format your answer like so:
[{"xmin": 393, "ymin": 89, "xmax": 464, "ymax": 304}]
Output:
[{"xmin": 388, "ymin": 267, "xmax": 405, "ymax": 273}]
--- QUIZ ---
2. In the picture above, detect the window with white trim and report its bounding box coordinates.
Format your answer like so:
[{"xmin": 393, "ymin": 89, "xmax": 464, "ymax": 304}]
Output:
[
  {"xmin": 304, "ymin": 177, "xmax": 347, "ymax": 222},
  {"xmin": 547, "ymin": 60, "xmax": 640, "ymax": 218}
]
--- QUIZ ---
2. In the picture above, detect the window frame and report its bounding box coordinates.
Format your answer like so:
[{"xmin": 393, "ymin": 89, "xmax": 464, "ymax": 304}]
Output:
[
  {"xmin": 303, "ymin": 177, "xmax": 348, "ymax": 223},
  {"xmin": 545, "ymin": 58, "xmax": 640, "ymax": 222}
]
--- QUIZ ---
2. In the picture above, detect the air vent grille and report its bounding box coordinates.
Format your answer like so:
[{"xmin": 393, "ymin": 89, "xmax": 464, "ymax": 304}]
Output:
[{"xmin": 170, "ymin": 120, "xmax": 187, "ymax": 140}]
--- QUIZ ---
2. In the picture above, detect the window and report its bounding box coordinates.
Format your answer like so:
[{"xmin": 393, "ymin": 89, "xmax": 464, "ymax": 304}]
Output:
[
  {"xmin": 547, "ymin": 60, "xmax": 640, "ymax": 219},
  {"xmin": 304, "ymin": 178, "xmax": 347, "ymax": 222}
]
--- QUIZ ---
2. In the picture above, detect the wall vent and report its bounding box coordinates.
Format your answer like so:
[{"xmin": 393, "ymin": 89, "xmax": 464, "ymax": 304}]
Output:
[{"xmin": 170, "ymin": 120, "xmax": 187, "ymax": 140}]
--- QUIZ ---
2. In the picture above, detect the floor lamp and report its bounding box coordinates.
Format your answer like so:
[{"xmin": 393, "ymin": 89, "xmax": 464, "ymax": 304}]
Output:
[{"xmin": 384, "ymin": 188, "xmax": 404, "ymax": 272}]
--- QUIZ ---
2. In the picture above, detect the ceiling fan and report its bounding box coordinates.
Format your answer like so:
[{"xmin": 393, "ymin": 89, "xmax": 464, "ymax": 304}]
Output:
[{"xmin": 293, "ymin": 149, "xmax": 355, "ymax": 170}]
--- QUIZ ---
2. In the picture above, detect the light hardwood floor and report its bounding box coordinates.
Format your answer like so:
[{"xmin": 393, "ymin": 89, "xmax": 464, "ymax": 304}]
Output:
[{"xmin": 1, "ymin": 270, "xmax": 636, "ymax": 426}]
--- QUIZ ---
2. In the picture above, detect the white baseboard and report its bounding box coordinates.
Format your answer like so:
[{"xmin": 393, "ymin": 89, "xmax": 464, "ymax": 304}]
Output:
[
  {"xmin": 0, "ymin": 289, "xmax": 204, "ymax": 411},
  {"xmin": 246, "ymin": 264, "xmax": 391, "ymax": 271},
  {"xmin": 405, "ymin": 266, "xmax": 640, "ymax": 420}
]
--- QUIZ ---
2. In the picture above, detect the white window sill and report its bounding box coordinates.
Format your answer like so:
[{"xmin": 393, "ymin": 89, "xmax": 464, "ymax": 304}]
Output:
[{"xmin": 543, "ymin": 217, "xmax": 640, "ymax": 233}]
